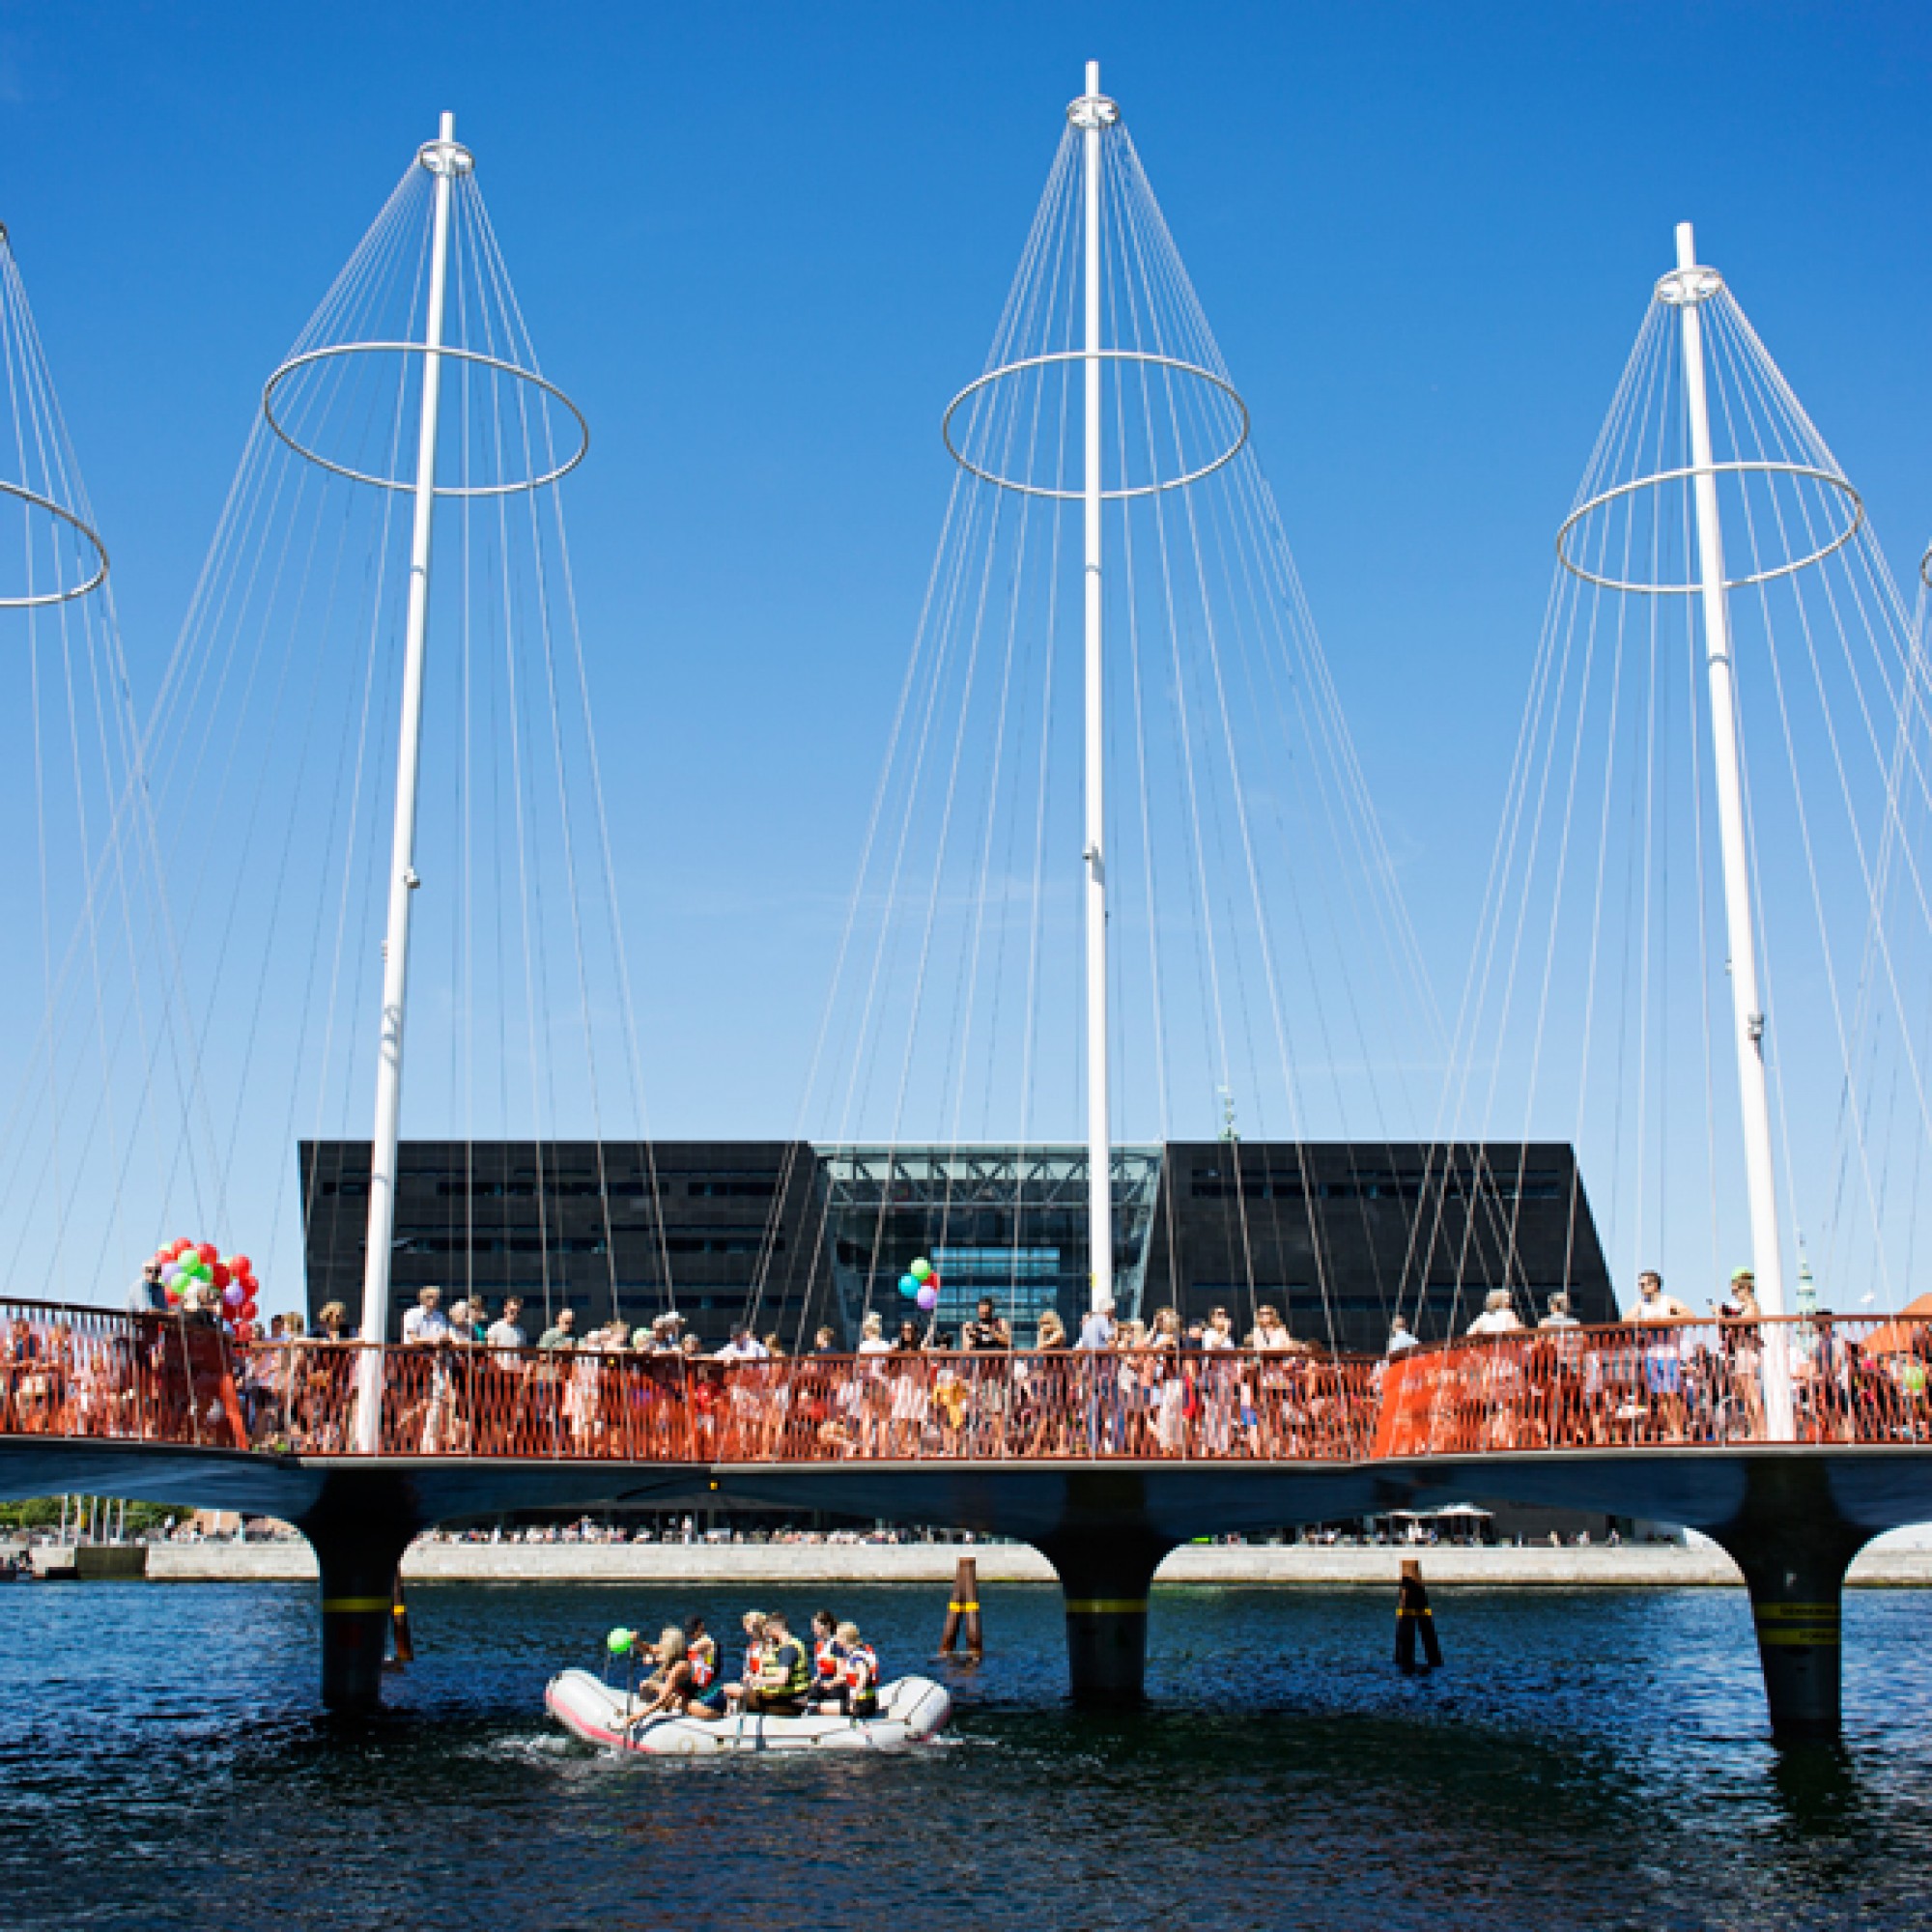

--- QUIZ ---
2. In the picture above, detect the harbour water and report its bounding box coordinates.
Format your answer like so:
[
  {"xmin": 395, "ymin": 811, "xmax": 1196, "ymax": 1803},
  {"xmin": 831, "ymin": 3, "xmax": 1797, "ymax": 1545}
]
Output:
[{"xmin": 4, "ymin": 1581, "xmax": 1929, "ymax": 1929}]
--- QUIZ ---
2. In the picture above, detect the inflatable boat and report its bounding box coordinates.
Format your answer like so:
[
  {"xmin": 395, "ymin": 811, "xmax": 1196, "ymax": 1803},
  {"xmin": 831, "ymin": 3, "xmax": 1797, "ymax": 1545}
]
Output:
[{"xmin": 546, "ymin": 1666, "xmax": 952, "ymax": 1754}]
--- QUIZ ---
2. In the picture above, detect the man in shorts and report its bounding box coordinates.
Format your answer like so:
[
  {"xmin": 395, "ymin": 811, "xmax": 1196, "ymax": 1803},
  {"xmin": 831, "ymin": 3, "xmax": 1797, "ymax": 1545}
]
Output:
[{"xmin": 1633, "ymin": 1270, "xmax": 1694, "ymax": 1442}]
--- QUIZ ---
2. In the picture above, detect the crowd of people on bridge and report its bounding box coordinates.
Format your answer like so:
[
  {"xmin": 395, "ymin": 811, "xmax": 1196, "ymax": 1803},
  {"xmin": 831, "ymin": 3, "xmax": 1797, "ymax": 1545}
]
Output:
[
  {"xmin": 1384, "ymin": 1264, "xmax": 1932, "ymax": 1452},
  {"xmin": 1, "ymin": 1267, "xmax": 1927, "ymax": 1461},
  {"xmin": 309, "ymin": 1286, "xmax": 1374, "ymax": 1463}
]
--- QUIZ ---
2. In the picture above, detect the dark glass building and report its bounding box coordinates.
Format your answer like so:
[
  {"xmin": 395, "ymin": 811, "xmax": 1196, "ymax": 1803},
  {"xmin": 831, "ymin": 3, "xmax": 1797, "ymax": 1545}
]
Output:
[{"xmin": 302, "ymin": 1137, "xmax": 1614, "ymax": 1351}]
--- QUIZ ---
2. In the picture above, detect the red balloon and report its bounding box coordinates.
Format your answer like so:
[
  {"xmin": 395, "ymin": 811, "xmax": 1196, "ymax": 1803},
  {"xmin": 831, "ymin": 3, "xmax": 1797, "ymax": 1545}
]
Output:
[
  {"xmin": 232, "ymin": 1321, "xmax": 254, "ymax": 1344},
  {"xmin": 172, "ymin": 1236, "xmax": 193, "ymax": 1258},
  {"xmin": 211, "ymin": 1263, "xmax": 230, "ymax": 1290},
  {"xmin": 239, "ymin": 1299, "xmax": 258, "ymax": 1322},
  {"xmin": 228, "ymin": 1255, "xmax": 252, "ymax": 1278},
  {"xmin": 195, "ymin": 1242, "xmax": 218, "ymax": 1266}
]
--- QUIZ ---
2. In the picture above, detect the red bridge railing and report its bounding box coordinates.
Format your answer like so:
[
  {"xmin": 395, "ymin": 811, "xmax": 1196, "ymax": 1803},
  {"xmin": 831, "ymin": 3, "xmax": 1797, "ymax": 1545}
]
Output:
[
  {"xmin": 240, "ymin": 1342, "xmax": 1381, "ymax": 1463},
  {"xmin": 1369, "ymin": 1316, "xmax": 1932, "ymax": 1456},
  {"xmin": 0, "ymin": 1302, "xmax": 1927, "ymax": 1464}
]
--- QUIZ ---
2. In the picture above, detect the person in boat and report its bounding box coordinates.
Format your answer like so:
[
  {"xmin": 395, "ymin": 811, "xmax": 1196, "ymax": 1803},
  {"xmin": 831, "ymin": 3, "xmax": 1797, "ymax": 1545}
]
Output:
[
  {"xmin": 625, "ymin": 1626, "xmax": 700, "ymax": 1728},
  {"xmin": 810, "ymin": 1609, "xmax": 844, "ymax": 1695},
  {"xmin": 817, "ymin": 1621, "xmax": 880, "ymax": 1719},
  {"xmin": 744, "ymin": 1609, "xmax": 811, "ymax": 1716},
  {"xmin": 683, "ymin": 1615, "xmax": 724, "ymax": 1715},
  {"xmin": 721, "ymin": 1609, "xmax": 769, "ymax": 1711}
]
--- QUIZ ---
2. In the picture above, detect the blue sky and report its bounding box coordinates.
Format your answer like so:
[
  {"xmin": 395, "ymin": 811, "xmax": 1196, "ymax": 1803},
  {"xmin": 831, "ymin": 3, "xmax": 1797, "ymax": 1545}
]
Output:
[{"xmin": 3, "ymin": 0, "xmax": 1931, "ymax": 1171}]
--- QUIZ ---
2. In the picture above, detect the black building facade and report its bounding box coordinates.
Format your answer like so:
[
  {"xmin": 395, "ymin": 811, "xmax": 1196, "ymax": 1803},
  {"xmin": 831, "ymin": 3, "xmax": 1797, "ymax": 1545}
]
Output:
[
  {"xmin": 302, "ymin": 1137, "xmax": 1614, "ymax": 1353},
  {"xmin": 298, "ymin": 1140, "xmax": 833, "ymax": 1347},
  {"xmin": 1141, "ymin": 1140, "xmax": 1616, "ymax": 1351}
]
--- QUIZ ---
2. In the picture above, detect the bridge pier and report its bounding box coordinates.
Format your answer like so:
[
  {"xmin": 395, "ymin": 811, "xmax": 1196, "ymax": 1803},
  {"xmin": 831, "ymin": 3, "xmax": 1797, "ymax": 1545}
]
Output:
[
  {"xmin": 1721, "ymin": 1530, "xmax": 1864, "ymax": 1737},
  {"xmin": 1708, "ymin": 1466, "xmax": 1872, "ymax": 1738},
  {"xmin": 1042, "ymin": 1532, "xmax": 1174, "ymax": 1708},
  {"xmin": 299, "ymin": 1487, "xmax": 423, "ymax": 1715}
]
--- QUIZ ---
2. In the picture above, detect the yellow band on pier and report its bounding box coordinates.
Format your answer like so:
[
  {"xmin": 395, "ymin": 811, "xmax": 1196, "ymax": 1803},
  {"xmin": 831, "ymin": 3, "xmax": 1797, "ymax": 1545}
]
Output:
[
  {"xmin": 1065, "ymin": 1597, "xmax": 1148, "ymax": 1615},
  {"xmin": 323, "ymin": 1596, "xmax": 394, "ymax": 1613},
  {"xmin": 947, "ymin": 1601, "xmax": 980, "ymax": 1613},
  {"xmin": 1754, "ymin": 1602, "xmax": 1839, "ymax": 1646}
]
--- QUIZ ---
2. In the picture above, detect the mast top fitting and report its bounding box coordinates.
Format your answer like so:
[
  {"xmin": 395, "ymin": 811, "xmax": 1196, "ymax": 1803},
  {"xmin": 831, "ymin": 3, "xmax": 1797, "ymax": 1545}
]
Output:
[
  {"xmin": 417, "ymin": 110, "xmax": 473, "ymax": 180},
  {"xmin": 1657, "ymin": 265, "xmax": 1722, "ymax": 307},
  {"xmin": 1068, "ymin": 59, "xmax": 1118, "ymax": 130}
]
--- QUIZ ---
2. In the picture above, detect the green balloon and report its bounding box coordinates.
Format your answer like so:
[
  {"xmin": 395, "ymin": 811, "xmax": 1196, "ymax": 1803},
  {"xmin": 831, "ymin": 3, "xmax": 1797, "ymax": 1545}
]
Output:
[
  {"xmin": 910, "ymin": 1258, "xmax": 933, "ymax": 1282},
  {"xmin": 607, "ymin": 1627, "xmax": 634, "ymax": 1656}
]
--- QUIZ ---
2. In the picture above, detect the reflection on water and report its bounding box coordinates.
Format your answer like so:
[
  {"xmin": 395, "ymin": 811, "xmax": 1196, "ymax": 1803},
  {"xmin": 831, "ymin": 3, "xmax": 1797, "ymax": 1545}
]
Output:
[{"xmin": 0, "ymin": 1579, "xmax": 1926, "ymax": 1928}]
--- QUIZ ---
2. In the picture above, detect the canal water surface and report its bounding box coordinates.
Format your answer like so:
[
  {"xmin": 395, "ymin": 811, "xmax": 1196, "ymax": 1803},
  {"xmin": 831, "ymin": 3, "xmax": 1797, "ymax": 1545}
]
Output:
[{"xmin": 1, "ymin": 1579, "xmax": 1927, "ymax": 1929}]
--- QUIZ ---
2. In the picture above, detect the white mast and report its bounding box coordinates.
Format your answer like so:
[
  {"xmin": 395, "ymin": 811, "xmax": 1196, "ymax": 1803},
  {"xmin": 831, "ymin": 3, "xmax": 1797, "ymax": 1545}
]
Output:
[
  {"xmin": 355, "ymin": 111, "xmax": 462, "ymax": 1450},
  {"xmin": 1672, "ymin": 219, "xmax": 1794, "ymax": 1438},
  {"xmin": 1072, "ymin": 60, "xmax": 1118, "ymax": 1315}
]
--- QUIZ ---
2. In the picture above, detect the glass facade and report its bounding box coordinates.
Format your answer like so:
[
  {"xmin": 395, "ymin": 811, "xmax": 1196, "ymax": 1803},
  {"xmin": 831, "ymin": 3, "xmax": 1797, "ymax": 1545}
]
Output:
[{"xmin": 817, "ymin": 1144, "xmax": 1163, "ymax": 1342}]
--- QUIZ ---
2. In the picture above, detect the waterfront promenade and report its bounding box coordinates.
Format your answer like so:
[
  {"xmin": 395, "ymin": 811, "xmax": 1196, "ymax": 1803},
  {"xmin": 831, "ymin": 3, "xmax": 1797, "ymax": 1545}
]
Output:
[{"xmin": 91, "ymin": 1536, "xmax": 1932, "ymax": 1588}]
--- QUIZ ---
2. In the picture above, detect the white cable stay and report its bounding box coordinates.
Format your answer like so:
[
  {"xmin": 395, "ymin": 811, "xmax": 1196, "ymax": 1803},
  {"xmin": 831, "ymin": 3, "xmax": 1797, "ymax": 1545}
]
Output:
[
  {"xmin": 1443, "ymin": 220, "xmax": 1932, "ymax": 1445},
  {"xmin": 783, "ymin": 65, "xmax": 1441, "ymax": 1358}
]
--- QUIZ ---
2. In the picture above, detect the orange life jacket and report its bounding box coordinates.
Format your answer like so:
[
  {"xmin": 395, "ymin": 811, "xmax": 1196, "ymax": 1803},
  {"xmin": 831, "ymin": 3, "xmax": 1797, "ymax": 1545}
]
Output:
[
  {"xmin": 688, "ymin": 1636, "xmax": 717, "ymax": 1690},
  {"xmin": 842, "ymin": 1643, "xmax": 879, "ymax": 1714}
]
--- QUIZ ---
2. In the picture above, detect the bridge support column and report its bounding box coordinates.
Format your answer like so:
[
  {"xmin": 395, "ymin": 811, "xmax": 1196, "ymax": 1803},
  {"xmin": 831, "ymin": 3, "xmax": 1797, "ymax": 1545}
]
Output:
[
  {"xmin": 1725, "ymin": 1532, "xmax": 1861, "ymax": 1737},
  {"xmin": 1042, "ymin": 1533, "xmax": 1173, "ymax": 1708},
  {"xmin": 1709, "ymin": 1469, "xmax": 1871, "ymax": 1738},
  {"xmin": 300, "ymin": 1498, "xmax": 421, "ymax": 1715}
]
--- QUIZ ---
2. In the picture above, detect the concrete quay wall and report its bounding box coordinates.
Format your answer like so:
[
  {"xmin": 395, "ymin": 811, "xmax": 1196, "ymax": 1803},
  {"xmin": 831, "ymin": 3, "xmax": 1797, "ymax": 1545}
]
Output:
[{"xmin": 135, "ymin": 1540, "xmax": 1932, "ymax": 1588}]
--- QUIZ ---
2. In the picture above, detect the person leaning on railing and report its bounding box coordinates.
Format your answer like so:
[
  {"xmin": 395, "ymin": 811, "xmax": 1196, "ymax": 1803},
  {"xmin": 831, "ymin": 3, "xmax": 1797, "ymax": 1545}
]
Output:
[
  {"xmin": 294, "ymin": 1301, "xmax": 355, "ymax": 1453},
  {"xmin": 1632, "ymin": 1271, "xmax": 1695, "ymax": 1445},
  {"xmin": 1246, "ymin": 1305, "xmax": 1303, "ymax": 1456},
  {"xmin": 1198, "ymin": 1306, "xmax": 1239, "ymax": 1458},
  {"xmin": 1805, "ymin": 1311, "xmax": 1861, "ymax": 1444},
  {"xmin": 1013, "ymin": 1308, "xmax": 1068, "ymax": 1456},
  {"xmin": 887, "ymin": 1321, "xmax": 929, "ymax": 1455},
  {"xmin": 126, "ymin": 1261, "xmax": 168, "ymax": 1316},
  {"xmin": 963, "ymin": 1297, "xmax": 1011, "ymax": 1455},
  {"xmin": 1147, "ymin": 1307, "xmax": 1186, "ymax": 1456},
  {"xmin": 1713, "ymin": 1270, "xmax": 1766, "ymax": 1441},
  {"xmin": 239, "ymin": 1316, "xmax": 279, "ymax": 1447},
  {"xmin": 1462, "ymin": 1293, "xmax": 1524, "ymax": 1451},
  {"xmin": 1074, "ymin": 1299, "xmax": 1120, "ymax": 1455},
  {"xmin": 1534, "ymin": 1292, "xmax": 1583, "ymax": 1447},
  {"xmin": 525, "ymin": 1306, "xmax": 576, "ymax": 1455}
]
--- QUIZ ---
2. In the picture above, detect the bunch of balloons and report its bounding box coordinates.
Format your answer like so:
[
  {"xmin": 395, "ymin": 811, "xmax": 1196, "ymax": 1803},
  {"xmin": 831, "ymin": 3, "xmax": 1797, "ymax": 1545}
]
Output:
[
  {"xmin": 897, "ymin": 1256, "xmax": 941, "ymax": 1314},
  {"xmin": 153, "ymin": 1238, "xmax": 262, "ymax": 1341}
]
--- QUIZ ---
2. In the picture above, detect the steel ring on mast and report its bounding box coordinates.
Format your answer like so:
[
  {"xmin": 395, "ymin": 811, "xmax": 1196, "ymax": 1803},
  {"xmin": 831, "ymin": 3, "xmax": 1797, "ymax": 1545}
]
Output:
[
  {"xmin": 261, "ymin": 342, "xmax": 589, "ymax": 497},
  {"xmin": 941, "ymin": 349, "xmax": 1249, "ymax": 499},
  {"xmin": 0, "ymin": 480, "xmax": 108, "ymax": 608},
  {"xmin": 1555, "ymin": 460, "xmax": 1862, "ymax": 594}
]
